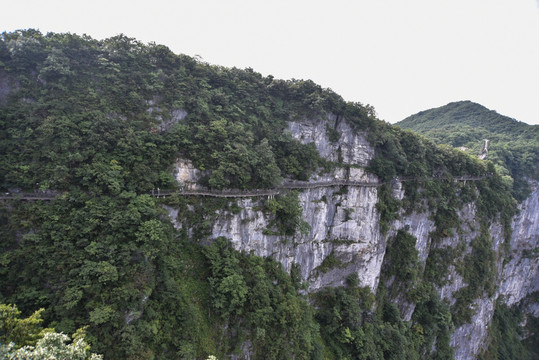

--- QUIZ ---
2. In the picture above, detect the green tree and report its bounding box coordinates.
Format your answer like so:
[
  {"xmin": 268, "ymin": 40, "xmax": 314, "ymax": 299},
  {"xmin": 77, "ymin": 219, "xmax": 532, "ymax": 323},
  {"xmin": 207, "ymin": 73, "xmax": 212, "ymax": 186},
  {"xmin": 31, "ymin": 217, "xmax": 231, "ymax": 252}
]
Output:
[
  {"xmin": 252, "ymin": 138, "xmax": 282, "ymax": 188},
  {"xmin": 4, "ymin": 331, "xmax": 102, "ymax": 360},
  {"xmin": 0, "ymin": 304, "xmax": 52, "ymax": 348},
  {"xmin": 264, "ymin": 191, "xmax": 310, "ymax": 236}
]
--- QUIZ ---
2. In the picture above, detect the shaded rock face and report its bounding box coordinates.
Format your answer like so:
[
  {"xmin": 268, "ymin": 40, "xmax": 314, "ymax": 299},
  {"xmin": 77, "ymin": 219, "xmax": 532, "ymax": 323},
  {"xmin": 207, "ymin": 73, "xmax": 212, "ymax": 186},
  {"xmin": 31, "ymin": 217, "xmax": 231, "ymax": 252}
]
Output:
[
  {"xmin": 0, "ymin": 70, "xmax": 16, "ymax": 103},
  {"xmin": 451, "ymin": 298, "xmax": 496, "ymax": 359},
  {"xmin": 170, "ymin": 114, "xmax": 538, "ymax": 359},
  {"xmin": 288, "ymin": 114, "xmax": 374, "ymax": 166},
  {"xmin": 499, "ymin": 182, "xmax": 539, "ymax": 305},
  {"xmin": 146, "ymin": 99, "xmax": 187, "ymax": 132},
  {"xmin": 173, "ymin": 159, "xmax": 209, "ymax": 190},
  {"xmin": 443, "ymin": 203, "xmax": 498, "ymax": 360},
  {"xmin": 211, "ymin": 179, "xmax": 385, "ymax": 292}
]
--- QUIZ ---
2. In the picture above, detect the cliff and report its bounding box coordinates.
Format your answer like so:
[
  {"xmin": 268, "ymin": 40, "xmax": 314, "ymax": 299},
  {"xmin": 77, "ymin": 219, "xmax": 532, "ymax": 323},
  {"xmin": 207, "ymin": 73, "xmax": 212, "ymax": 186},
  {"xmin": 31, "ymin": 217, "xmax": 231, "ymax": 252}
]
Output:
[
  {"xmin": 1, "ymin": 30, "xmax": 536, "ymax": 359},
  {"xmin": 171, "ymin": 113, "xmax": 538, "ymax": 360}
]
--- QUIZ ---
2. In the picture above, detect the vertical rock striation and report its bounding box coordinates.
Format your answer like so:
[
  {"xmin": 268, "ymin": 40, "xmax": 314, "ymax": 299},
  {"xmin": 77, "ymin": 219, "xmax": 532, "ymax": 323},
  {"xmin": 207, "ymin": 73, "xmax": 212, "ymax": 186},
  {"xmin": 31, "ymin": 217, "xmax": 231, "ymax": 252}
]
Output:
[
  {"xmin": 170, "ymin": 113, "xmax": 538, "ymax": 359},
  {"xmin": 498, "ymin": 182, "xmax": 539, "ymax": 307},
  {"xmin": 210, "ymin": 172, "xmax": 385, "ymax": 292}
]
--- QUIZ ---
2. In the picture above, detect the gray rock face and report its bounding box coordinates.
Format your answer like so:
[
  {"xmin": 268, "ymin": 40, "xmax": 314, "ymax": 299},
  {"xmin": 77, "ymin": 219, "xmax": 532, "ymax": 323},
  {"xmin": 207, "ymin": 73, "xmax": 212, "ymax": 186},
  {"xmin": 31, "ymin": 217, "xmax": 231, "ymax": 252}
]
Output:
[
  {"xmin": 499, "ymin": 182, "xmax": 539, "ymax": 305},
  {"xmin": 0, "ymin": 70, "xmax": 15, "ymax": 103},
  {"xmin": 451, "ymin": 298, "xmax": 496, "ymax": 360},
  {"xmin": 146, "ymin": 99, "xmax": 187, "ymax": 132},
  {"xmin": 170, "ymin": 114, "xmax": 538, "ymax": 360},
  {"xmin": 173, "ymin": 159, "xmax": 209, "ymax": 190},
  {"xmin": 288, "ymin": 114, "xmax": 374, "ymax": 166},
  {"xmin": 210, "ymin": 171, "xmax": 385, "ymax": 292},
  {"xmin": 158, "ymin": 108, "xmax": 187, "ymax": 132}
]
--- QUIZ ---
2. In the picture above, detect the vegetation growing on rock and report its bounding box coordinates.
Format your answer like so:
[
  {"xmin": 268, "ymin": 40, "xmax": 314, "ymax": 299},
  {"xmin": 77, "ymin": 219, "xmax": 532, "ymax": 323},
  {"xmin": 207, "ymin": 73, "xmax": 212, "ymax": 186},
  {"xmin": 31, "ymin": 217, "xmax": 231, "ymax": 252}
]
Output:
[{"xmin": 0, "ymin": 30, "xmax": 531, "ymax": 359}]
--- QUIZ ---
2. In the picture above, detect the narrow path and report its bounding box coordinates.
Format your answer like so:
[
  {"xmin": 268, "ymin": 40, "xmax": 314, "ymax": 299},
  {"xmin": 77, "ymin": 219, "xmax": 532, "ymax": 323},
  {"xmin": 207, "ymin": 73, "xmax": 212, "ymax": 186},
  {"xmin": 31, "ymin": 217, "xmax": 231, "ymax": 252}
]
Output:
[{"xmin": 0, "ymin": 174, "xmax": 492, "ymax": 201}]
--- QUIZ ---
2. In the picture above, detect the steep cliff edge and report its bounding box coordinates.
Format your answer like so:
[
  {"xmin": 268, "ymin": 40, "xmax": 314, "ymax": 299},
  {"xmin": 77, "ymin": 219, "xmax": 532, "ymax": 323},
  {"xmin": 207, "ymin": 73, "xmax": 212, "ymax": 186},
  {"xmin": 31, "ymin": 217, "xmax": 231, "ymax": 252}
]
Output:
[
  {"xmin": 170, "ymin": 113, "xmax": 538, "ymax": 359},
  {"xmin": 170, "ymin": 115, "xmax": 384, "ymax": 292},
  {"xmin": 499, "ymin": 181, "xmax": 539, "ymax": 307},
  {"xmin": 1, "ymin": 30, "xmax": 535, "ymax": 359}
]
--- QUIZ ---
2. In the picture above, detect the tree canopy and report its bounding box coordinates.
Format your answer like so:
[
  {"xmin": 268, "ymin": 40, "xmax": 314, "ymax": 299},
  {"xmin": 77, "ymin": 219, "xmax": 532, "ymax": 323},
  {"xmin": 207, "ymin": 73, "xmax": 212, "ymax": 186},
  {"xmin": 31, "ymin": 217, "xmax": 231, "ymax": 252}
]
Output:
[
  {"xmin": 0, "ymin": 30, "xmax": 529, "ymax": 359},
  {"xmin": 396, "ymin": 101, "xmax": 539, "ymax": 200}
]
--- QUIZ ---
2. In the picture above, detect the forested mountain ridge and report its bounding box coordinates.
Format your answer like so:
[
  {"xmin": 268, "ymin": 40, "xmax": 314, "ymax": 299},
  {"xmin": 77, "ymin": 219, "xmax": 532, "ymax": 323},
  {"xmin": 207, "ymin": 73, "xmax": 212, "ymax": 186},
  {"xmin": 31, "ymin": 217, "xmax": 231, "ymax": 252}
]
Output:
[
  {"xmin": 0, "ymin": 30, "xmax": 537, "ymax": 360},
  {"xmin": 396, "ymin": 101, "xmax": 539, "ymax": 201}
]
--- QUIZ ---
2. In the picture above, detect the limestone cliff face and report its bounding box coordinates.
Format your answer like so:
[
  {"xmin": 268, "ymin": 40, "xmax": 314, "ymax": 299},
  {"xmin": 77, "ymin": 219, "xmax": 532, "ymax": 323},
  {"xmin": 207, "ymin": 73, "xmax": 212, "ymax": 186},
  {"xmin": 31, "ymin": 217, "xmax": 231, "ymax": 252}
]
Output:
[
  {"xmin": 211, "ymin": 173, "xmax": 385, "ymax": 291},
  {"xmin": 0, "ymin": 69, "xmax": 16, "ymax": 104},
  {"xmin": 170, "ymin": 113, "xmax": 538, "ymax": 359},
  {"xmin": 172, "ymin": 114, "xmax": 386, "ymax": 292},
  {"xmin": 499, "ymin": 182, "xmax": 539, "ymax": 307},
  {"xmin": 447, "ymin": 182, "xmax": 538, "ymax": 359},
  {"xmin": 288, "ymin": 114, "xmax": 374, "ymax": 166}
]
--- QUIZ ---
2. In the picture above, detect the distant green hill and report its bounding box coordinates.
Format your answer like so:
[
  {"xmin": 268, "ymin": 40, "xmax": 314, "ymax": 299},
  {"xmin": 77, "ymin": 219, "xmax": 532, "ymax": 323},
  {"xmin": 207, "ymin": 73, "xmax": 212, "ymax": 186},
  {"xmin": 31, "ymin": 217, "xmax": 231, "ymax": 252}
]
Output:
[{"xmin": 396, "ymin": 101, "xmax": 539, "ymax": 200}]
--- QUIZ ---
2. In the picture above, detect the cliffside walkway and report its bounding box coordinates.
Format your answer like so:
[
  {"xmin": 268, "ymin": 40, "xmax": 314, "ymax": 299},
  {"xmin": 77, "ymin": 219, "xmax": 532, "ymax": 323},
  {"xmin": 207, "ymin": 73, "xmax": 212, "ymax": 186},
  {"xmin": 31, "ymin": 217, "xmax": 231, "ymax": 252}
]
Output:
[
  {"xmin": 156, "ymin": 179, "xmax": 381, "ymax": 198},
  {"xmin": 0, "ymin": 174, "xmax": 492, "ymax": 201}
]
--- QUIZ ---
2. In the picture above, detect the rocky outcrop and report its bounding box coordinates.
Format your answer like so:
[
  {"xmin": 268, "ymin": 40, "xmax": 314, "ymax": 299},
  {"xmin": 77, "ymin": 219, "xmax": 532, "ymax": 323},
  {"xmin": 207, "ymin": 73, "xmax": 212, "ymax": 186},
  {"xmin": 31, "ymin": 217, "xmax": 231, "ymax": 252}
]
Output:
[
  {"xmin": 288, "ymin": 114, "xmax": 374, "ymax": 166},
  {"xmin": 211, "ymin": 177, "xmax": 385, "ymax": 292},
  {"xmin": 0, "ymin": 70, "xmax": 16, "ymax": 103},
  {"xmin": 173, "ymin": 159, "xmax": 209, "ymax": 190},
  {"xmin": 158, "ymin": 108, "xmax": 187, "ymax": 132},
  {"xmin": 146, "ymin": 99, "xmax": 187, "ymax": 132},
  {"xmin": 170, "ymin": 114, "xmax": 386, "ymax": 292},
  {"xmin": 450, "ymin": 298, "xmax": 496, "ymax": 359},
  {"xmin": 498, "ymin": 181, "xmax": 539, "ymax": 305},
  {"xmin": 169, "ymin": 113, "xmax": 538, "ymax": 359}
]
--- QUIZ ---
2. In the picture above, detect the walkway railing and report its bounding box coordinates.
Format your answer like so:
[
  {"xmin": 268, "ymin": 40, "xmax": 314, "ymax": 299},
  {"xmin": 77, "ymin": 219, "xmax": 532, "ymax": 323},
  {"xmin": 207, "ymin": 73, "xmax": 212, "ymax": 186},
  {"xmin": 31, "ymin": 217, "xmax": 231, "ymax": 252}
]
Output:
[{"xmin": 0, "ymin": 174, "xmax": 492, "ymax": 201}]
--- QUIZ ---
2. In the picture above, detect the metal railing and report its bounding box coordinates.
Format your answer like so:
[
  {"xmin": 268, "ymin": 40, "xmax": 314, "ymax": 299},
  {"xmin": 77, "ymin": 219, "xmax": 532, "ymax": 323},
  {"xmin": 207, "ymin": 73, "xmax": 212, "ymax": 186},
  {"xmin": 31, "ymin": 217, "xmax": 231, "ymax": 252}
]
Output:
[{"xmin": 0, "ymin": 174, "xmax": 492, "ymax": 201}]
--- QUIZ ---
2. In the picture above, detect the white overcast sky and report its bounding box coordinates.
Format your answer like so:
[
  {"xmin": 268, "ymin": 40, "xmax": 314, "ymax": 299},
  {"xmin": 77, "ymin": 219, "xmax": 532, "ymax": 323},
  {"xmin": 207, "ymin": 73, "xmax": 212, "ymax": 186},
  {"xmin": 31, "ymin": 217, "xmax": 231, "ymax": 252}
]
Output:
[{"xmin": 2, "ymin": 0, "xmax": 539, "ymax": 124}]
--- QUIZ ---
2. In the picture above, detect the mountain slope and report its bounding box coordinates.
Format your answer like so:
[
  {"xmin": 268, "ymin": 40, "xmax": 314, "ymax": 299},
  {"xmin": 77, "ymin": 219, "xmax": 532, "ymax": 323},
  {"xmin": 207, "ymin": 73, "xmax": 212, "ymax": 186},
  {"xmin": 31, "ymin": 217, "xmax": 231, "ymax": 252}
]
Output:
[
  {"xmin": 396, "ymin": 101, "xmax": 539, "ymax": 200},
  {"xmin": 0, "ymin": 31, "xmax": 536, "ymax": 360}
]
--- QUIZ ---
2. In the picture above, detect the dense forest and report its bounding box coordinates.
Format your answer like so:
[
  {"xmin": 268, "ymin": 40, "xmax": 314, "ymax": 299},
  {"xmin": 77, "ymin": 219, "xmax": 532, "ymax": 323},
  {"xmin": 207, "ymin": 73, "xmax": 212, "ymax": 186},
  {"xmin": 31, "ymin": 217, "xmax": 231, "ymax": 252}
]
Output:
[
  {"xmin": 0, "ymin": 30, "xmax": 535, "ymax": 359},
  {"xmin": 396, "ymin": 101, "xmax": 539, "ymax": 201}
]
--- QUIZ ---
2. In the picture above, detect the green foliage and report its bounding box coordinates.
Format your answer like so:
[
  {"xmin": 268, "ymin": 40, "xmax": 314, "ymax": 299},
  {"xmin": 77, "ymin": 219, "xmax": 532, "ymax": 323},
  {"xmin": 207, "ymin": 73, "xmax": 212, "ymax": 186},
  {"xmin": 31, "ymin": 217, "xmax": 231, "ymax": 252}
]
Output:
[
  {"xmin": 0, "ymin": 304, "xmax": 101, "ymax": 359},
  {"xmin": 423, "ymin": 247, "xmax": 456, "ymax": 286},
  {"xmin": 0, "ymin": 29, "xmax": 529, "ymax": 359},
  {"xmin": 522, "ymin": 309, "xmax": 539, "ymax": 359},
  {"xmin": 424, "ymin": 180, "xmax": 460, "ymax": 241},
  {"xmin": 365, "ymin": 113, "xmax": 516, "ymax": 249},
  {"xmin": 368, "ymin": 122, "xmax": 490, "ymax": 184},
  {"xmin": 0, "ymin": 30, "xmax": 328, "ymax": 194},
  {"xmin": 452, "ymin": 223, "xmax": 496, "ymax": 326},
  {"xmin": 317, "ymin": 251, "xmax": 345, "ymax": 273},
  {"xmin": 368, "ymin": 156, "xmax": 397, "ymax": 182},
  {"xmin": 204, "ymin": 238, "xmax": 319, "ymax": 359},
  {"xmin": 480, "ymin": 299, "xmax": 534, "ymax": 360},
  {"xmin": 375, "ymin": 185, "xmax": 400, "ymax": 235},
  {"xmin": 313, "ymin": 278, "xmax": 453, "ymax": 360},
  {"xmin": 2, "ymin": 331, "xmax": 102, "ymax": 360},
  {"xmin": 0, "ymin": 29, "xmax": 295, "ymax": 360},
  {"xmin": 325, "ymin": 124, "xmax": 341, "ymax": 143},
  {"xmin": 204, "ymin": 238, "xmax": 249, "ymax": 318},
  {"xmin": 410, "ymin": 285, "xmax": 454, "ymax": 359},
  {"xmin": 380, "ymin": 231, "xmax": 453, "ymax": 360},
  {"xmin": 0, "ymin": 193, "xmax": 191, "ymax": 358},
  {"xmin": 397, "ymin": 100, "xmax": 539, "ymax": 201},
  {"xmin": 475, "ymin": 165, "xmax": 516, "ymax": 242},
  {"xmin": 366, "ymin": 121, "xmax": 497, "ymax": 242},
  {"xmin": 384, "ymin": 230, "xmax": 420, "ymax": 285},
  {"xmin": 264, "ymin": 191, "xmax": 311, "ymax": 236},
  {"xmin": 313, "ymin": 282, "xmax": 377, "ymax": 359},
  {"xmin": 0, "ymin": 304, "xmax": 52, "ymax": 348}
]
